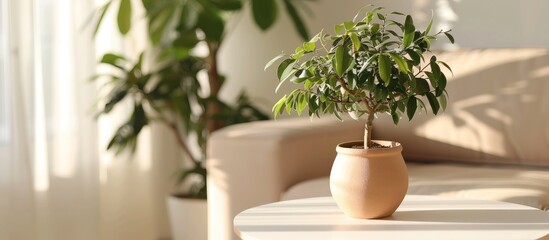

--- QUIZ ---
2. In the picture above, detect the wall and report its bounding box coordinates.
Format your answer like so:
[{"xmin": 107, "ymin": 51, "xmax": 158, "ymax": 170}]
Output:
[{"xmin": 218, "ymin": 0, "xmax": 549, "ymax": 115}]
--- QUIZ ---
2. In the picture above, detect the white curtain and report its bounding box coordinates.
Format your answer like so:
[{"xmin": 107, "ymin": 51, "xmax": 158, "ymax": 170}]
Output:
[{"xmin": 0, "ymin": 0, "xmax": 178, "ymax": 239}]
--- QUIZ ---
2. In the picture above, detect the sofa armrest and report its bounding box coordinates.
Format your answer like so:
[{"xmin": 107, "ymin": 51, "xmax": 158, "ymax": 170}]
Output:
[{"xmin": 206, "ymin": 117, "xmax": 363, "ymax": 240}]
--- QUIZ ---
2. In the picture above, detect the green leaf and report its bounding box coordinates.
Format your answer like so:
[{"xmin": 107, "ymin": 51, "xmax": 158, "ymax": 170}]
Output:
[
  {"xmin": 277, "ymin": 59, "xmax": 295, "ymax": 79},
  {"xmin": 334, "ymin": 108, "xmax": 342, "ymax": 120},
  {"xmin": 439, "ymin": 92, "xmax": 448, "ymax": 111},
  {"xmin": 265, "ymin": 53, "xmax": 285, "ymax": 71},
  {"xmin": 291, "ymin": 69, "xmax": 309, "ymax": 83},
  {"xmin": 414, "ymin": 78, "xmax": 430, "ymax": 94},
  {"xmin": 307, "ymin": 95, "xmax": 318, "ymax": 113},
  {"xmin": 374, "ymin": 86, "xmax": 388, "ymax": 101},
  {"xmin": 117, "ymin": 0, "xmax": 132, "ymax": 35},
  {"xmin": 438, "ymin": 73, "xmax": 447, "ymax": 90},
  {"xmin": 406, "ymin": 96, "xmax": 417, "ymax": 120},
  {"xmin": 285, "ymin": 92, "xmax": 295, "ymax": 114},
  {"xmin": 371, "ymin": 6, "xmax": 384, "ymax": 13},
  {"xmin": 149, "ymin": 6, "xmax": 176, "ymax": 45},
  {"xmin": 431, "ymin": 61, "xmax": 441, "ymax": 77},
  {"xmin": 279, "ymin": 67, "xmax": 296, "ymax": 86},
  {"xmin": 365, "ymin": 11, "xmax": 374, "ymax": 24},
  {"xmin": 197, "ymin": 11, "xmax": 224, "ymax": 41},
  {"xmin": 282, "ymin": 0, "xmax": 309, "ymax": 40},
  {"xmin": 359, "ymin": 54, "xmax": 378, "ymax": 73},
  {"xmin": 444, "ymin": 32, "xmax": 455, "ymax": 44},
  {"xmin": 426, "ymin": 92, "xmax": 440, "ymax": 115},
  {"xmin": 425, "ymin": 71, "xmax": 438, "ymax": 88},
  {"xmin": 103, "ymin": 87, "xmax": 128, "ymax": 114},
  {"xmin": 347, "ymin": 72, "xmax": 357, "ymax": 89},
  {"xmin": 309, "ymin": 31, "xmax": 322, "ymax": 42},
  {"xmin": 388, "ymin": 53, "xmax": 408, "ymax": 73},
  {"xmin": 349, "ymin": 32, "xmax": 361, "ymax": 52},
  {"xmin": 179, "ymin": 3, "xmax": 200, "ymax": 31},
  {"xmin": 334, "ymin": 24, "xmax": 344, "ymax": 34},
  {"xmin": 209, "ymin": 0, "xmax": 243, "ymax": 10},
  {"xmin": 386, "ymin": 30, "xmax": 399, "ymax": 37},
  {"xmin": 378, "ymin": 54, "xmax": 391, "ymax": 85},
  {"xmin": 377, "ymin": 40, "xmax": 400, "ymax": 49},
  {"xmin": 276, "ymin": 66, "xmax": 297, "ymax": 92},
  {"xmin": 438, "ymin": 61, "xmax": 454, "ymax": 76},
  {"xmin": 291, "ymin": 49, "xmax": 304, "ymax": 59},
  {"xmin": 251, "ymin": 0, "xmax": 277, "ymax": 30},
  {"xmin": 388, "ymin": 20, "xmax": 403, "ymax": 30},
  {"xmin": 425, "ymin": 12, "xmax": 433, "ymax": 35},
  {"xmin": 333, "ymin": 45, "xmax": 352, "ymax": 77},
  {"xmin": 391, "ymin": 112, "xmax": 400, "ymax": 125},
  {"xmin": 403, "ymin": 15, "xmax": 415, "ymax": 48},
  {"xmin": 343, "ymin": 21, "xmax": 355, "ymax": 31},
  {"xmin": 303, "ymin": 42, "xmax": 315, "ymax": 52},
  {"xmin": 296, "ymin": 92, "xmax": 308, "ymax": 115},
  {"xmin": 94, "ymin": 1, "xmax": 112, "ymax": 37},
  {"xmin": 272, "ymin": 96, "xmax": 287, "ymax": 119},
  {"xmin": 417, "ymin": 98, "xmax": 427, "ymax": 114},
  {"xmin": 100, "ymin": 53, "xmax": 126, "ymax": 65},
  {"xmin": 377, "ymin": 13, "xmax": 385, "ymax": 21},
  {"xmin": 431, "ymin": 62, "xmax": 443, "ymax": 87},
  {"xmin": 405, "ymin": 49, "xmax": 420, "ymax": 65},
  {"xmin": 370, "ymin": 23, "xmax": 380, "ymax": 33}
]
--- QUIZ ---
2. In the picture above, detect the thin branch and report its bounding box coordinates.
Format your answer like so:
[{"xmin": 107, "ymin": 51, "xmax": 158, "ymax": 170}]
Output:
[
  {"xmin": 414, "ymin": 62, "xmax": 432, "ymax": 77},
  {"xmin": 157, "ymin": 116, "xmax": 201, "ymax": 167},
  {"xmin": 337, "ymin": 78, "xmax": 357, "ymax": 96}
]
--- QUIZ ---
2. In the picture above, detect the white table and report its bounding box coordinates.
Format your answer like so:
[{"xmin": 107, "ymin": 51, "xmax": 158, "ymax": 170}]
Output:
[{"xmin": 234, "ymin": 195, "xmax": 549, "ymax": 240}]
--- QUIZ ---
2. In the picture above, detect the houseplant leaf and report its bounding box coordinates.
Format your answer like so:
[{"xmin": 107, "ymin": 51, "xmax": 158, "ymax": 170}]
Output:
[
  {"xmin": 251, "ymin": 0, "xmax": 278, "ymax": 30},
  {"xmin": 426, "ymin": 92, "xmax": 440, "ymax": 114},
  {"xmin": 406, "ymin": 96, "xmax": 417, "ymax": 120},
  {"xmin": 117, "ymin": 0, "xmax": 132, "ymax": 35},
  {"xmin": 378, "ymin": 54, "xmax": 391, "ymax": 84},
  {"xmin": 282, "ymin": 0, "xmax": 309, "ymax": 40},
  {"xmin": 197, "ymin": 11, "xmax": 225, "ymax": 41},
  {"xmin": 265, "ymin": 53, "xmax": 286, "ymax": 71},
  {"xmin": 93, "ymin": 1, "xmax": 113, "ymax": 36},
  {"xmin": 402, "ymin": 15, "xmax": 415, "ymax": 48},
  {"xmin": 388, "ymin": 53, "xmax": 408, "ymax": 73},
  {"xmin": 333, "ymin": 45, "xmax": 353, "ymax": 77}
]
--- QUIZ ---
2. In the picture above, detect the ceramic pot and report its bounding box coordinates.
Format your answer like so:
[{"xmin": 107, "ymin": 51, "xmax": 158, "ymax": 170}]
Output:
[
  {"xmin": 330, "ymin": 140, "xmax": 408, "ymax": 219},
  {"xmin": 167, "ymin": 196, "xmax": 208, "ymax": 240}
]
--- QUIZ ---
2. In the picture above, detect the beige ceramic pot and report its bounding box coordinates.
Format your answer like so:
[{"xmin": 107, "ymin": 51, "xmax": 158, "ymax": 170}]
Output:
[
  {"xmin": 330, "ymin": 140, "xmax": 408, "ymax": 219},
  {"xmin": 167, "ymin": 196, "xmax": 208, "ymax": 240}
]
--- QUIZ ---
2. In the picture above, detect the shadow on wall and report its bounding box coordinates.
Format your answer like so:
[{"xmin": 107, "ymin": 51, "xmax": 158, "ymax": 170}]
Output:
[
  {"xmin": 375, "ymin": 49, "xmax": 549, "ymax": 167},
  {"xmin": 410, "ymin": 0, "xmax": 549, "ymax": 49}
]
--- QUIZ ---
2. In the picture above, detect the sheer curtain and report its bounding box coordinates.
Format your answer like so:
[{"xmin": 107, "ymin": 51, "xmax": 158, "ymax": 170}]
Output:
[{"xmin": 0, "ymin": 0, "xmax": 177, "ymax": 239}]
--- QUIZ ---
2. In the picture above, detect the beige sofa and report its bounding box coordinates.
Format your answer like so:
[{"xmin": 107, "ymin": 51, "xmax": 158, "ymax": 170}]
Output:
[{"xmin": 207, "ymin": 49, "xmax": 549, "ymax": 240}]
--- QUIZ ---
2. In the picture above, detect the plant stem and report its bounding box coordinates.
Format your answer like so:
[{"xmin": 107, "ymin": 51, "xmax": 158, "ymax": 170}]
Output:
[
  {"xmin": 364, "ymin": 111, "xmax": 375, "ymax": 149},
  {"xmin": 160, "ymin": 117, "xmax": 201, "ymax": 167},
  {"xmin": 337, "ymin": 78, "xmax": 356, "ymax": 96},
  {"xmin": 206, "ymin": 42, "xmax": 223, "ymax": 134}
]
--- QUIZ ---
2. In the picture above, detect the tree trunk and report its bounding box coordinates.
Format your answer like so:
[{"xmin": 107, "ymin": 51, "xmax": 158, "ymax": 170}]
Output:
[
  {"xmin": 364, "ymin": 113, "xmax": 375, "ymax": 149},
  {"xmin": 364, "ymin": 123, "xmax": 372, "ymax": 149}
]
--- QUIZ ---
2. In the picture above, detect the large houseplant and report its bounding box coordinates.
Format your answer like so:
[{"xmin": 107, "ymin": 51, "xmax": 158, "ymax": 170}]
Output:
[
  {"xmin": 93, "ymin": 0, "xmax": 313, "ymax": 239},
  {"xmin": 268, "ymin": 6, "xmax": 454, "ymax": 218}
]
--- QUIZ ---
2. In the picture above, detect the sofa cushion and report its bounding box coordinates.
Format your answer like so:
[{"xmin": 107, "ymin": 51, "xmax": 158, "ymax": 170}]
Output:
[{"xmin": 282, "ymin": 162, "xmax": 549, "ymax": 211}]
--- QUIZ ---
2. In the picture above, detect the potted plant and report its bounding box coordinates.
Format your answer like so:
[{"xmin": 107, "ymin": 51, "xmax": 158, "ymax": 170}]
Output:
[
  {"xmin": 267, "ymin": 6, "xmax": 454, "ymax": 218},
  {"xmin": 92, "ymin": 0, "xmax": 313, "ymax": 239}
]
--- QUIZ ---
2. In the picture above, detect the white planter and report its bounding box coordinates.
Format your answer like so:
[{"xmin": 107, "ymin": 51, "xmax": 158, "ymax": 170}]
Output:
[{"xmin": 167, "ymin": 196, "xmax": 208, "ymax": 240}]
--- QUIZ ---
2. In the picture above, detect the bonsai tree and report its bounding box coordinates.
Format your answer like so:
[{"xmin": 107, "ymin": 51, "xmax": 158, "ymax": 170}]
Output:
[
  {"xmin": 93, "ymin": 0, "xmax": 313, "ymax": 198},
  {"xmin": 268, "ymin": 6, "xmax": 454, "ymax": 148}
]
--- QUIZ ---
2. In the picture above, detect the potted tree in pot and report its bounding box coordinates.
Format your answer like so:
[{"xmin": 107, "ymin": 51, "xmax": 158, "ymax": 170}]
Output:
[
  {"xmin": 92, "ymin": 0, "xmax": 314, "ymax": 239},
  {"xmin": 267, "ymin": 6, "xmax": 454, "ymax": 218}
]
